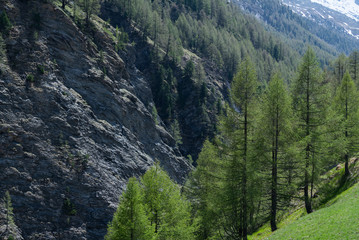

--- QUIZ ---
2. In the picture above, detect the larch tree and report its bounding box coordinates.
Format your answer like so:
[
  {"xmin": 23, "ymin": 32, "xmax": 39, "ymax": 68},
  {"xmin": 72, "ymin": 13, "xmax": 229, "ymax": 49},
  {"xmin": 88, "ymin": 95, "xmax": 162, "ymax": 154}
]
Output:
[
  {"xmin": 3, "ymin": 191, "xmax": 14, "ymax": 237},
  {"xmin": 78, "ymin": 0, "xmax": 100, "ymax": 25},
  {"xmin": 229, "ymin": 56, "xmax": 258, "ymax": 239},
  {"xmin": 333, "ymin": 54, "xmax": 347, "ymax": 86},
  {"xmin": 292, "ymin": 47, "xmax": 328, "ymax": 214},
  {"xmin": 185, "ymin": 139, "xmax": 224, "ymax": 240},
  {"xmin": 334, "ymin": 71, "xmax": 359, "ymax": 177},
  {"xmin": 257, "ymin": 73, "xmax": 295, "ymax": 231},
  {"xmin": 349, "ymin": 51, "xmax": 359, "ymax": 85},
  {"xmin": 141, "ymin": 164, "xmax": 195, "ymax": 240},
  {"xmin": 105, "ymin": 177, "xmax": 154, "ymax": 240}
]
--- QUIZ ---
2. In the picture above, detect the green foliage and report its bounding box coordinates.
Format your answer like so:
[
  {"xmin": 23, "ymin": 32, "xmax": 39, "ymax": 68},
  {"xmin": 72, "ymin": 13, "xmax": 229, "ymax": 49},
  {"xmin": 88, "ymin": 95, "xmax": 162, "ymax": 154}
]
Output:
[
  {"xmin": 26, "ymin": 74, "xmax": 35, "ymax": 82},
  {"xmin": 63, "ymin": 198, "xmax": 77, "ymax": 216},
  {"xmin": 256, "ymin": 72, "xmax": 297, "ymax": 230},
  {"xmin": 0, "ymin": 34, "xmax": 6, "ymax": 63},
  {"xmin": 78, "ymin": 0, "xmax": 100, "ymax": 24},
  {"xmin": 170, "ymin": 119, "xmax": 182, "ymax": 147},
  {"xmin": 230, "ymin": 56, "xmax": 258, "ymax": 111},
  {"xmin": 141, "ymin": 164, "xmax": 195, "ymax": 239},
  {"xmin": 105, "ymin": 178, "xmax": 155, "ymax": 240},
  {"xmin": 0, "ymin": 11, "xmax": 12, "ymax": 35},
  {"xmin": 107, "ymin": 164, "xmax": 195, "ymax": 240},
  {"xmin": 115, "ymin": 26, "xmax": 129, "ymax": 52},
  {"xmin": 151, "ymin": 105, "xmax": 158, "ymax": 125},
  {"xmin": 292, "ymin": 47, "xmax": 329, "ymax": 213},
  {"xmin": 333, "ymin": 71, "xmax": 359, "ymax": 175},
  {"xmin": 37, "ymin": 65, "xmax": 45, "ymax": 74},
  {"xmin": 3, "ymin": 191, "xmax": 14, "ymax": 230},
  {"xmin": 185, "ymin": 140, "xmax": 223, "ymax": 239},
  {"xmin": 349, "ymin": 51, "xmax": 359, "ymax": 84}
]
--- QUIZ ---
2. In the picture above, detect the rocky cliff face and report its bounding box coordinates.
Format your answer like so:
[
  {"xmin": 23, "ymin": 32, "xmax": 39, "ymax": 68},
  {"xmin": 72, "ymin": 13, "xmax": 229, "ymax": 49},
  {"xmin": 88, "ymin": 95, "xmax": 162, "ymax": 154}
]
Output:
[{"xmin": 0, "ymin": 1, "xmax": 191, "ymax": 239}]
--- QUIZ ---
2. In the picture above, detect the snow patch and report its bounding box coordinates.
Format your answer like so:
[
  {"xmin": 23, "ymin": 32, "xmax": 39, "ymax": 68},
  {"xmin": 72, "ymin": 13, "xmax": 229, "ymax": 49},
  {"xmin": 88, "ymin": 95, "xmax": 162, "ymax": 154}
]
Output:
[{"xmin": 310, "ymin": 0, "xmax": 359, "ymax": 21}]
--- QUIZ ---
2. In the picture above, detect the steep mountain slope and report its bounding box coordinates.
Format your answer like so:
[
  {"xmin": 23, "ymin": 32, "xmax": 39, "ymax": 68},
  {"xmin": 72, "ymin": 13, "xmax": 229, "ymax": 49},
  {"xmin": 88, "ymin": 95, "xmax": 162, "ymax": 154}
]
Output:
[
  {"xmin": 283, "ymin": 0, "xmax": 359, "ymax": 39},
  {"xmin": 235, "ymin": 0, "xmax": 359, "ymax": 54},
  {"xmin": 0, "ymin": 0, "xmax": 190, "ymax": 239}
]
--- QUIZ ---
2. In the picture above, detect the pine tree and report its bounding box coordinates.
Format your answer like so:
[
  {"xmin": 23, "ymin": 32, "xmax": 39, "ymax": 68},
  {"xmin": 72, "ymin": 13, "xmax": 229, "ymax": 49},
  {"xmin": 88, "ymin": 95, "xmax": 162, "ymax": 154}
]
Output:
[
  {"xmin": 292, "ymin": 47, "xmax": 328, "ymax": 214},
  {"xmin": 141, "ymin": 164, "xmax": 195, "ymax": 240},
  {"xmin": 0, "ymin": 33, "xmax": 6, "ymax": 63},
  {"xmin": 185, "ymin": 139, "xmax": 223, "ymax": 240},
  {"xmin": 349, "ymin": 51, "xmax": 359, "ymax": 85},
  {"xmin": 229, "ymin": 56, "xmax": 258, "ymax": 239},
  {"xmin": 257, "ymin": 73, "xmax": 294, "ymax": 231},
  {"xmin": 105, "ymin": 178, "xmax": 154, "ymax": 240},
  {"xmin": 334, "ymin": 71, "xmax": 359, "ymax": 177},
  {"xmin": 3, "ymin": 191, "xmax": 14, "ymax": 237},
  {"xmin": 78, "ymin": 0, "xmax": 100, "ymax": 25},
  {"xmin": 333, "ymin": 54, "xmax": 347, "ymax": 86}
]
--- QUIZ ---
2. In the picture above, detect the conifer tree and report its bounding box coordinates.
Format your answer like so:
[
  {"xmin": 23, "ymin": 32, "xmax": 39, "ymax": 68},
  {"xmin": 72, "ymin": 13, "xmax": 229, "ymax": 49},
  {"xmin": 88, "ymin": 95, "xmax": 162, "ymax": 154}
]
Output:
[
  {"xmin": 141, "ymin": 164, "xmax": 195, "ymax": 240},
  {"xmin": 257, "ymin": 73, "xmax": 294, "ymax": 231},
  {"xmin": 78, "ymin": 0, "xmax": 100, "ymax": 25},
  {"xmin": 228, "ymin": 56, "xmax": 258, "ymax": 239},
  {"xmin": 333, "ymin": 54, "xmax": 347, "ymax": 86},
  {"xmin": 334, "ymin": 71, "xmax": 359, "ymax": 177},
  {"xmin": 185, "ymin": 139, "xmax": 223, "ymax": 240},
  {"xmin": 292, "ymin": 47, "xmax": 328, "ymax": 214},
  {"xmin": 105, "ymin": 177, "xmax": 154, "ymax": 240},
  {"xmin": 349, "ymin": 51, "xmax": 359, "ymax": 84},
  {"xmin": 3, "ymin": 191, "xmax": 14, "ymax": 237}
]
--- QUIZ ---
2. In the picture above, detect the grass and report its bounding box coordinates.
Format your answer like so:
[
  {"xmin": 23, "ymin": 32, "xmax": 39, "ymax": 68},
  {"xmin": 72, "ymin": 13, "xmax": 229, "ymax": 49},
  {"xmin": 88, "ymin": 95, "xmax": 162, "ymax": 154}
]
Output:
[
  {"xmin": 249, "ymin": 209, "xmax": 306, "ymax": 240},
  {"xmin": 249, "ymin": 159, "xmax": 359, "ymax": 240},
  {"xmin": 268, "ymin": 183, "xmax": 359, "ymax": 240}
]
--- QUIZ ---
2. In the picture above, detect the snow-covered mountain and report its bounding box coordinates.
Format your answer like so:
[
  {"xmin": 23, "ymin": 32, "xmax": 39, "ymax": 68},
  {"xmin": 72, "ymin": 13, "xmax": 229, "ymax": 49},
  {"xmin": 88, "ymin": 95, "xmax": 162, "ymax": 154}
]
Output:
[{"xmin": 283, "ymin": 0, "xmax": 359, "ymax": 39}]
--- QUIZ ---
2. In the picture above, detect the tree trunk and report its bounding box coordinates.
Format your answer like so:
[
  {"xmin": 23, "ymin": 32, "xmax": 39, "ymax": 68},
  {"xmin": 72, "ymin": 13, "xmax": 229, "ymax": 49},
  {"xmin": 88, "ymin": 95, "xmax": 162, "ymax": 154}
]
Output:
[
  {"xmin": 305, "ymin": 70, "xmax": 313, "ymax": 214},
  {"xmin": 242, "ymin": 101, "xmax": 248, "ymax": 240},
  {"xmin": 345, "ymin": 86, "xmax": 350, "ymax": 177},
  {"xmin": 271, "ymin": 105, "xmax": 279, "ymax": 232}
]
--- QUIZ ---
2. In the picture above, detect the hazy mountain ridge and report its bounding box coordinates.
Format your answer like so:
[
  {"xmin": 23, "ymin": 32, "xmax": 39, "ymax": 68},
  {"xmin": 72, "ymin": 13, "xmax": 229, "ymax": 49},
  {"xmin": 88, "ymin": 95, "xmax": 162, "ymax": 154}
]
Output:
[
  {"xmin": 283, "ymin": 0, "xmax": 359, "ymax": 39},
  {"xmin": 234, "ymin": 0, "xmax": 359, "ymax": 54}
]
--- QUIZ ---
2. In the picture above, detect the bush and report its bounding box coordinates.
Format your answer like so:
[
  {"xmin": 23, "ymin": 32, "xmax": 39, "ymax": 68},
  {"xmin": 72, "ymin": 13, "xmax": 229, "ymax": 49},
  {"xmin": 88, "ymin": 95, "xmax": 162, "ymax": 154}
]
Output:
[
  {"xmin": 26, "ymin": 74, "xmax": 34, "ymax": 82},
  {"xmin": 63, "ymin": 198, "xmax": 77, "ymax": 216},
  {"xmin": 0, "ymin": 11, "xmax": 12, "ymax": 35},
  {"xmin": 0, "ymin": 34, "xmax": 6, "ymax": 63},
  {"xmin": 37, "ymin": 65, "xmax": 45, "ymax": 74}
]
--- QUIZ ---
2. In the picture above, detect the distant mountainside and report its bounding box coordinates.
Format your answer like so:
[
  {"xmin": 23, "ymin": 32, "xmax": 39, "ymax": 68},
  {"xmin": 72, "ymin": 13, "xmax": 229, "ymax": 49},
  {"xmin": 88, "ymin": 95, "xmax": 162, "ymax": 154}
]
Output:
[
  {"xmin": 283, "ymin": 0, "xmax": 359, "ymax": 40},
  {"xmin": 234, "ymin": 0, "xmax": 359, "ymax": 54}
]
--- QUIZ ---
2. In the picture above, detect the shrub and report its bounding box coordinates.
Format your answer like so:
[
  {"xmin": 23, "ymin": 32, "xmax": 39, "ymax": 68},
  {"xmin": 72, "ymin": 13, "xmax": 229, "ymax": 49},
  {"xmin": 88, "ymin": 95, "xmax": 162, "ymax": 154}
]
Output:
[
  {"xmin": 63, "ymin": 198, "xmax": 77, "ymax": 216},
  {"xmin": 0, "ymin": 11, "xmax": 12, "ymax": 35},
  {"xmin": 37, "ymin": 65, "xmax": 45, "ymax": 74},
  {"xmin": 26, "ymin": 74, "xmax": 34, "ymax": 82}
]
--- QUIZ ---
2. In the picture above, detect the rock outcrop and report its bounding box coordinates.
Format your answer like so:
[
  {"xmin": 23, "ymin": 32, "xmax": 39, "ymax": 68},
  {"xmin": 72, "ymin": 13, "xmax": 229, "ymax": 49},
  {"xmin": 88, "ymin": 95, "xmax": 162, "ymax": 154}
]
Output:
[{"xmin": 0, "ymin": 1, "xmax": 191, "ymax": 239}]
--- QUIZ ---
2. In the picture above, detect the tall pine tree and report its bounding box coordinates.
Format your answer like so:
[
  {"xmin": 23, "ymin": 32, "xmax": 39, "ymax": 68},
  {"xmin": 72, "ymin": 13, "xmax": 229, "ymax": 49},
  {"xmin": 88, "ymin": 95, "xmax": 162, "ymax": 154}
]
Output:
[
  {"xmin": 257, "ymin": 73, "xmax": 295, "ymax": 231},
  {"xmin": 228, "ymin": 56, "xmax": 258, "ymax": 239},
  {"xmin": 334, "ymin": 71, "xmax": 359, "ymax": 177},
  {"xmin": 292, "ymin": 47, "xmax": 328, "ymax": 214}
]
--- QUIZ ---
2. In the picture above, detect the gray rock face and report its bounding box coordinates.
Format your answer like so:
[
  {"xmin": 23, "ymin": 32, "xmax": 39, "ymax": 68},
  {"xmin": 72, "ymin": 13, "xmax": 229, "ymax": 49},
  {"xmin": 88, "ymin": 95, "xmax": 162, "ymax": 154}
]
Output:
[{"xmin": 0, "ymin": 1, "xmax": 191, "ymax": 239}]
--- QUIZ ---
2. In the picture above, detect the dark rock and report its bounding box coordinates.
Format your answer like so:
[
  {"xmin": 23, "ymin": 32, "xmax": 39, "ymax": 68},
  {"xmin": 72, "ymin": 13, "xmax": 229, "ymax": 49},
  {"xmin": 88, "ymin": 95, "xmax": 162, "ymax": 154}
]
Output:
[{"xmin": 0, "ymin": 1, "xmax": 191, "ymax": 239}]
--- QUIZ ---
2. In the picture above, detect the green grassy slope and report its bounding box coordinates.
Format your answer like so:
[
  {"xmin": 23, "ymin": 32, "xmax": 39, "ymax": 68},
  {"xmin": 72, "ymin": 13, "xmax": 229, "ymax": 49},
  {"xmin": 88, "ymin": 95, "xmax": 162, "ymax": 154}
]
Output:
[{"xmin": 268, "ymin": 183, "xmax": 359, "ymax": 240}]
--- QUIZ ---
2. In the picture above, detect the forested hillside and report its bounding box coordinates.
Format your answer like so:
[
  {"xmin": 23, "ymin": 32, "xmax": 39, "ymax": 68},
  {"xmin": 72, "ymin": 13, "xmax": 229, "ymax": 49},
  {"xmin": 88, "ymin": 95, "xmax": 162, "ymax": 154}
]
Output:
[
  {"xmin": 101, "ymin": 0, "xmax": 348, "ymax": 160},
  {"xmin": 1, "ymin": 0, "xmax": 359, "ymax": 239},
  {"xmin": 236, "ymin": 0, "xmax": 359, "ymax": 55}
]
